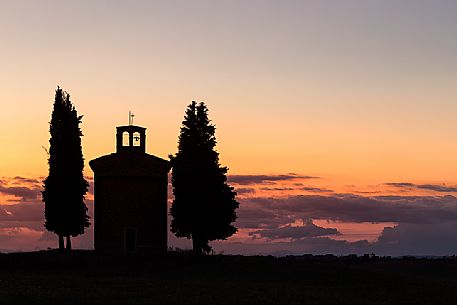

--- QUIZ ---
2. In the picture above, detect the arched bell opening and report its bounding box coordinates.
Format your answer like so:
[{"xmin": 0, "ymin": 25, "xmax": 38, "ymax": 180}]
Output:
[
  {"xmin": 133, "ymin": 132, "xmax": 141, "ymax": 147},
  {"xmin": 122, "ymin": 131, "xmax": 130, "ymax": 147}
]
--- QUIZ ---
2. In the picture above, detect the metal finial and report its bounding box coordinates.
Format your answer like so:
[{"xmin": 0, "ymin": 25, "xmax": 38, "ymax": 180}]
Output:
[{"xmin": 129, "ymin": 111, "xmax": 135, "ymax": 126}]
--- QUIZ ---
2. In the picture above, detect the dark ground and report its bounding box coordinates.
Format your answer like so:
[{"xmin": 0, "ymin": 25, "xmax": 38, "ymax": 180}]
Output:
[{"xmin": 0, "ymin": 251, "xmax": 456, "ymax": 305}]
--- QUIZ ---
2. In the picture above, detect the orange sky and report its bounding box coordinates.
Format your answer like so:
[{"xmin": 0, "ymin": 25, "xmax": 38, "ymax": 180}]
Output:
[
  {"xmin": 0, "ymin": 1, "xmax": 456, "ymax": 255},
  {"xmin": 0, "ymin": 1, "xmax": 456, "ymax": 187}
]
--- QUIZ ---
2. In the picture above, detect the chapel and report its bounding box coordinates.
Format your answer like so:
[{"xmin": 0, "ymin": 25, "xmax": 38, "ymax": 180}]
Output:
[{"xmin": 89, "ymin": 122, "xmax": 170, "ymax": 254}]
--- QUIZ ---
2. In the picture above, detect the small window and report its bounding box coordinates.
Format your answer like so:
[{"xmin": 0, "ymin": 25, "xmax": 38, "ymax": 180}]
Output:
[
  {"xmin": 133, "ymin": 132, "xmax": 141, "ymax": 146},
  {"xmin": 124, "ymin": 228, "xmax": 137, "ymax": 253},
  {"xmin": 122, "ymin": 131, "xmax": 130, "ymax": 146}
]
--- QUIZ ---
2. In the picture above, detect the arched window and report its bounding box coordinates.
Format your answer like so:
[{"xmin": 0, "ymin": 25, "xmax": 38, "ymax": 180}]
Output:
[
  {"xmin": 133, "ymin": 132, "xmax": 141, "ymax": 147},
  {"xmin": 122, "ymin": 131, "xmax": 130, "ymax": 146}
]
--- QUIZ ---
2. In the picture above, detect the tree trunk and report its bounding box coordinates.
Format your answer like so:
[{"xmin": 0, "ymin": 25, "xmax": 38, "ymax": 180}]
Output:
[
  {"xmin": 192, "ymin": 238, "xmax": 203, "ymax": 255},
  {"xmin": 192, "ymin": 237, "xmax": 211, "ymax": 254},
  {"xmin": 66, "ymin": 236, "xmax": 72, "ymax": 251},
  {"xmin": 58, "ymin": 235, "xmax": 64, "ymax": 252}
]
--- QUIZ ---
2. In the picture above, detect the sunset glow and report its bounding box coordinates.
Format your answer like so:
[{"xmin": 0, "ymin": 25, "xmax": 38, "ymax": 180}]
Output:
[{"xmin": 1, "ymin": 1, "xmax": 456, "ymax": 255}]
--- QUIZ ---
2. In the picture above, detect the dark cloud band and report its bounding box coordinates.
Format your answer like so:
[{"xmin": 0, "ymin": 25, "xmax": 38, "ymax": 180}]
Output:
[{"xmin": 228, "ymin": 174, "xmax": 318, "ymax": 185}]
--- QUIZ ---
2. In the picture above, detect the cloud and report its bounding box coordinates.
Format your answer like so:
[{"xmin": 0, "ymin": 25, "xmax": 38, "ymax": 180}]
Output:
[
  {"xmin": 260, "ymin": 187, "xmax": 296, "ymax": 191},
  {"xmin": 234, "ymin": 187, "xmax": 256, "ymax": 195},
  {"xmin": 0, "ymin": 176, "xmax": 43, "ymax": 202},
  {"xmin": 235, "ymin": 205, "xmax": 286, "ymax": 229},
  {"xmin": 0, "ymin": 202, "xmax": 43, "ymax": 222},
  {"xmin": 11, "ymin": 176, "xmax": 42, "ymax": 185},
  {"xmin": 250, "ymin": 219, "xmax": 340, "ymax": 240},
  {"xmin": 0, "ymin": 227, "xmax": 50, "ymax": 253},
  {"xmin": 235, "ymin": 193, "xmax": 457, "ymax": 237},
  {"xmin": 0, "ymin": 176, "xmax": 94, "ymax": 252},
  {"xmin": 217, "ymin": 193, "xmax": 457, "ymax": 256},
  {"xmin": 0, "ymin": 185, "xmax": 41, "ymax": 201},
  {"xmin": 0, "ymin": 198, "xmax": 94, "ymax": 252},
  {"xmin": 386, "ymin": 182, "xmax": 457, "ymax": 193},
  {"xmin": 300, "ymin": 187, "xmax": 332, "ymax": 193},
  {"xmin": 385, "ymin": 182, "xmax": 415, "ymax": 188},
  {"xmin": 242, "ymin": 194, "xmax": 457, "ymax": 225},
  {"xmin": 260, "ymin": 186, "xmax": 332, "ymax": 193},
  {"xmin": 418, "ymin": 184, "xmax": 457, "ymax": 192},
  {"xmin": 228, "ymin": 174, "xmax": 318, "ymax": 185},
  {"xmin": 373, "ymin": 221, "xmax": 457, "ymax": 256},
  {"xmin": 2, "ymin": 174, "xmax": 457, "ymax": 256},
  {"xmin": 214, "ymin": 220, "xmax": 457, "ymax": 256},
  {"xmin": 0, "ymin": 221, "xmax": 43, "ymax": 231}
]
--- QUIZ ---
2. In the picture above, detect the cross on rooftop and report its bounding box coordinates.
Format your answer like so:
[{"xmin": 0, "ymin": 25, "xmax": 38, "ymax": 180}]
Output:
[{"xmin": 129, "ymin": 111, "xmax": 135, "ymax": 126}]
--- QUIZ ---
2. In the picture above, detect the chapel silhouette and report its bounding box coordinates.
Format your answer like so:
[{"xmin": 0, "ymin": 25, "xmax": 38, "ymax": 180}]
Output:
[{"xmin": 89, "ymin": 122, "xmax": 170, "ymax": 254}]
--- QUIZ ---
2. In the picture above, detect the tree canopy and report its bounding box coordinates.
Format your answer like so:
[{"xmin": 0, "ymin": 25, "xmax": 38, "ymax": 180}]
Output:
[
  {"xmin": 170, "ymin": 101, "xmax": 239, "ymax": 254},
  {"xmin": 42, "ymin": 87, "xmax": 90, "ymax": 251}
]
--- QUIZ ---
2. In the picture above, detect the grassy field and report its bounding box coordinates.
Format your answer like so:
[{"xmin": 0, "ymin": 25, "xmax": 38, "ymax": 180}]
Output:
[{"xmin": 0, "ymin": 251, "xmax": 456, "ymax": 305}]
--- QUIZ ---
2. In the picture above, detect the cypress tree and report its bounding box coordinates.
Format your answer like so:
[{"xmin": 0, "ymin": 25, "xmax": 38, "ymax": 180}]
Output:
[
  {"xmin": 170, "ymin": 101, "xmax": 239, "ymax": 254},
  {"xmin": 42, "ymin": 87, "xmax": 90, "ymax": 251}
]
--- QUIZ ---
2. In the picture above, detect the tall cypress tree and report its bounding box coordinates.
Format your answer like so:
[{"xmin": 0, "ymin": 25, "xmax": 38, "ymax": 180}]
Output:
[
  {"xmin": 170, "ymin": 101, "xmax": 239, "ymax": 254},
  {"xmin": 42, "ymin": 87, "xmax": 90, "ymax": 251}
]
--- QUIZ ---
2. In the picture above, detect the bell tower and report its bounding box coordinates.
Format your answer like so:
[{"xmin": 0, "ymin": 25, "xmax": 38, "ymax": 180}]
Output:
[{"xmin": 116, "ymin": 125, "xmax": 146, "ymax": 154}]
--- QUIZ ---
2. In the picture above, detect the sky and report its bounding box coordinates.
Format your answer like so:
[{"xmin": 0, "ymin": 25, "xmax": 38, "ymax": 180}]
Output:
[{"xmin": 0, "ymin": 0, "xmax": 456, "ymax": 255}]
